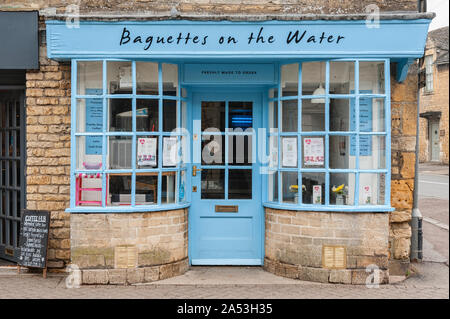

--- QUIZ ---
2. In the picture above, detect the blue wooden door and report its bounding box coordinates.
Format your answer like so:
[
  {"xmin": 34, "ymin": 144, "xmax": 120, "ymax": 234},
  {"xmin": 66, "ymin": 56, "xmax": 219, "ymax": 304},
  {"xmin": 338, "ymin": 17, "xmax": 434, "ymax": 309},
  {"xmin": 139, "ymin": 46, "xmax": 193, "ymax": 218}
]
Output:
[{"xmin": 190, "ymin": 91, "xmax": 263, "ymax": 265}]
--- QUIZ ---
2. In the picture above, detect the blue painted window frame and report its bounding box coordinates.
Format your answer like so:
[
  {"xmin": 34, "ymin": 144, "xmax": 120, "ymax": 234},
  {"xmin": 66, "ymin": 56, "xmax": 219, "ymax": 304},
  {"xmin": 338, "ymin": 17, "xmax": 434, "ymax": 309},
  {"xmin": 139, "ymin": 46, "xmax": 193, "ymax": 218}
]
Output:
[
  {"xmin": 263, "ymin": 58, "xmax": 393, "ymax": 212},
  {"xmin": 68, "ymin": 59, "xmax": 189, "ymax": 213}
]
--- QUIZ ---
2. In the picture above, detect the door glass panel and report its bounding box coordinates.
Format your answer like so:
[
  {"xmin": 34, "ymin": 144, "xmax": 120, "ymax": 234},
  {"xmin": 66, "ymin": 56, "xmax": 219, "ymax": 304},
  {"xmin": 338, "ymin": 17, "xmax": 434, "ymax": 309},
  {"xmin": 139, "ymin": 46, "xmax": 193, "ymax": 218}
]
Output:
[
  {"xmin": 202, "ymin": 102, "xmax": 225, "ymax": 132},
  {"xmin": 201, "ymin": 169, "xmax": 225, "ymax": 199},
  {"xmin": 201, "ymin": 135, "xmax": 225, "ymax": 165},
  {"xmin": 228, "ymin": 135, "xmax": 252, "ymax": 165},
  {"xmin": 229, "ymin": 169, "xmax": 252, "ymax": 199},
  {"xmin": 229, "ymin": 102, "xmax": 252, "ymax": 130}
]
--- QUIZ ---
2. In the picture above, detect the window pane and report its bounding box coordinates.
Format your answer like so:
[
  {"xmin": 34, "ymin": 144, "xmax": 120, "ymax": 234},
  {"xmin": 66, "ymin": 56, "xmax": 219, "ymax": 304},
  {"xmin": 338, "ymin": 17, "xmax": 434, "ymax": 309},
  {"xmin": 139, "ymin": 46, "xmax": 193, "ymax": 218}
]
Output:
[
  {"xmin": 161, "ymin": 172, "xmax": 176, "ymax": 203},
  {"xmin": 329, "ymin": 135, "xmax": 356, "ymax": 169},
  {"xmin": 163, "ymin": 99, "xmax": 177, "ymax": 132},
  {"xmin": 107, "ymin": 61, "xmax": 132, "ymax": 94},
  {"xmin": 229, "ymin": 169, "xmax": 252, "ymax": 199},
  {"xmin": 268, "ymin": 171, "xmax": 278, "ymax": 202},
  {"xmin": 359, "ymin": 173, "xmax": 385, "ymax": 205},
  {"xmin": 108, "ymin": 98, "xmax": 132, "ymax": 132},
  {"xmin": 76, "ymin": 98, "xmax": 103, "ymax": 133},
  {"xmin": 330, "ymin": 98, "xmax": 354, "ymax": 131},
  {"xmin": 302, "ymin": 173, "xmax": 325, "ymax": 205},
  {"xmin": 179, "ymin": 170, "xmax": 187, "ymax": 203},
  {"xmin": 302, "ymin": 61, "xmax": 325, "ymax": 96},
  {"xmin": 77, "ymin": 61, "xmax": 102, "ymax": 96},
  {"xmin": 269, "ymin": 135, "xmax": 278, "ymax": 168},
  {"xmin": 108, "ymin": 174, "xmax": 131, "ymax": 206},
  {"xmin": 136, "ymin": 62, "xmax": 158, "ymax": 95},
  {"xmin": 201, "ymin": 169, "xmax": 225, "ymax": 199},
  {"xmin": 281, "ymin": 100, "xmax": 297, "ymax": 132},
  {"xmin": 302, "ymin": 136, "xmax": 325, "ymax": 168},
  {"xmin": 202, "ymin": 101, "xmax": 225, "ymax": 132},
  {"xmin": 76, "ymin": 172, "xmax": 103, "ymax": 207},
  {"xmin": 372, "ymin": 98, "xmax": 385, "ymax": 132},
  {"xmin": 162, "ymin": 136, "xmax": 178, "ymax": 167},
  {"xmin": 136, "ymin": 136, "xmax": 158, "ymax": 168},
  {"xmin": 350, "ymin": 97, "xmax": 378, "ymax": 133},
  {"xmin": 269, "ymin": 100, "xmax": 278, "ymax": 129},
  {"xmin": 281, "ymin": 63, "xmax": 298, "ymax": 96},
  {"xmin": 359, "ymin": 61, "xmax": 385, "ymax": 94},
  {"xmin": 162, "ymin": 63, "xmax": 178, "ymax": 96},
  {"xmin": 108, "ymin": 136, "xmax": 132, "ymax": 169},
  {"xmin": 228, "ymin": 134, "xmax": 252, "ymax": 166},
  {"xmin": 359, "ymin": 135, "xmax": 386, "ymax": 169},
  {"xmin": 330, "ymin": 173, "xmax": 355, "ymax": 205},
  {"xmin": 76, "ymin": 136, "xmax": 103, "ymax": 170},
  {"xmin": 181, "ymin": 101, "xmax": 187, "ymax": 130},
  {"xmin": 282, "ymin": 171, "xmax": 298, "ymax": 203},
  {"xmin": 229, "ymin": 102, "xmax": 252, "ymax": 130},
  {"xmin": 136, "ymin": 99, "xmax": 158, "ymax": 132},
  {"xmin": 302, "ymin": 99, "xmax": 324, "ymax": 132},
  {"xmin": 330, "ymin": 61, "xmax": 355, "ymax": 94},
  {"xmin": 201, "ymin": 135, "xmax": 224, "ymax": 165},
  {"xmin": 136, "ymin": 174, "xmax": 158, "ymax": 205},
  {"xmin": 281, "ymin": 137, "xmax": 298, "ymax": 168}
]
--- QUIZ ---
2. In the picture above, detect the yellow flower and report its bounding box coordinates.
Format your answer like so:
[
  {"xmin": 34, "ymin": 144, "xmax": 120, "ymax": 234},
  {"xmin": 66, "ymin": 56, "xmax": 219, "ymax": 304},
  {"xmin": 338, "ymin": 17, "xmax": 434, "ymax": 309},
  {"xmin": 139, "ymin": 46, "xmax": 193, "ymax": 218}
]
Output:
[{"xmin": 332, "ymin": 184, "xmax": 345, "ymax": 193}]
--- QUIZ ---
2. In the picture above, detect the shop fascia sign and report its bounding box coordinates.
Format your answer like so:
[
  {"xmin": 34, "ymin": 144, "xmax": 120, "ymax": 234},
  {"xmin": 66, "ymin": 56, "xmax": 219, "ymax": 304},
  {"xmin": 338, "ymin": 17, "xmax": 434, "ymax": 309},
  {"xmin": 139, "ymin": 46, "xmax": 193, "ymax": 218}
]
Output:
[{"xmin": 47, "ymin": 20, "xmax": 431, "ymax": 60}]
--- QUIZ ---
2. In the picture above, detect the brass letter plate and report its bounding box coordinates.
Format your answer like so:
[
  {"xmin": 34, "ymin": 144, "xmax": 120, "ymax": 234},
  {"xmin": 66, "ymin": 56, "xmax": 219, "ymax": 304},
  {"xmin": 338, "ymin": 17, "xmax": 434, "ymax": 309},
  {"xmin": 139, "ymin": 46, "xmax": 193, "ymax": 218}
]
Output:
[{"xmin": 215, "ymin": 205, "xmax": 238, "ymax": 213}]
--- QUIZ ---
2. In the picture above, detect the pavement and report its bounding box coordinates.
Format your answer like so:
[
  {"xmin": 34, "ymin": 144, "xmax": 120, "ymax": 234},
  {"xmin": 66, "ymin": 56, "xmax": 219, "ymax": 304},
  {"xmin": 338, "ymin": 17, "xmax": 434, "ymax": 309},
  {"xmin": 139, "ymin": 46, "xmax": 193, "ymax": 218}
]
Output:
[
  {"xmin": 0, "ymin": 262, "xmax": 448, "ymax": 299},
  {"xmin": 418, "ymin": 163, "xmax": 449, "ymax": 265}
]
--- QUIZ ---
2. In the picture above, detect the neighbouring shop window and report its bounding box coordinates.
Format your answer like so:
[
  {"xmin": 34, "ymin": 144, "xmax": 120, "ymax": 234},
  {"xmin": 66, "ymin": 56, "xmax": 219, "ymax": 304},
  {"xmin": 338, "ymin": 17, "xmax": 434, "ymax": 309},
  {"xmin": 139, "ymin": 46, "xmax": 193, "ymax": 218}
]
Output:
[
  {"xmin": 267, "ymin": 60, "xmax": 390, "ymax": 208},
  {"xmin": 73, "ymin": 60, "xmax": 187, "ymax": 209}
]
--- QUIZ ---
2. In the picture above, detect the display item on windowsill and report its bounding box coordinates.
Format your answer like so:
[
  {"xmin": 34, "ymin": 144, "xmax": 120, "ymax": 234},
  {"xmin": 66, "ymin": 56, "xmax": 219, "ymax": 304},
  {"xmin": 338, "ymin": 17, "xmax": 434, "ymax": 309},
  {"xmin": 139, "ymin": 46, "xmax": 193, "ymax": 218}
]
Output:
[
  {"xmin": 332, "ymin": 184, "xmax": 348, "ymax": 205},
  {"xmin": 289, "ymin": 184, "xmax": 306, "ymax": 193}
]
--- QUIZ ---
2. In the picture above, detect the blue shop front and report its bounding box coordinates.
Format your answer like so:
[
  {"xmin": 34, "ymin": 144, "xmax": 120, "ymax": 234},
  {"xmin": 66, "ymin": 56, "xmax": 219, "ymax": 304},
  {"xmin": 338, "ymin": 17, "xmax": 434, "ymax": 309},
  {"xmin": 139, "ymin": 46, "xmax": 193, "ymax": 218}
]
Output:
[{"xmin": 46, "ymin": 16, "xmax": 432, "ymax": 282}]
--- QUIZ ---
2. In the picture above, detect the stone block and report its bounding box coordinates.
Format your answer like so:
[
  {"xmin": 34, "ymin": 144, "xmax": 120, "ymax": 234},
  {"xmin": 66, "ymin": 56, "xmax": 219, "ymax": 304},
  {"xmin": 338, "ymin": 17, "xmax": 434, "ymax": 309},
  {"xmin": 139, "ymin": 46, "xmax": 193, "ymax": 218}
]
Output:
[
  {"xmin": 351, "ymin": 269, "xmax": 389, "ymax": 285},
  {"xmin": 389, "ymin": 210, "xmax": 412, "ymax": 223},
  {"xmin": 108, "ymin": 269, "xmax": 127, "ymax": 285},
  {"xmin": 144, "ymin": 266, "xmax": 160, "ymax": 282},
  {"xmin": 126, "ymin": 268, "xmax": 145, "ymax": 284},
  {"xmin": 298, "ymin": 266, "xmax": 330, "ymax": 283},
  {"xmin": 329, "ymin": 269, "xmax": 352, "ymax": 284},
  {"xmin": 159, "ymin": 263, "xmax": 175, "ymax": 280},
  {"xmin": 82, "ymin": 269, "xmax": 109, "ymax": 285}
]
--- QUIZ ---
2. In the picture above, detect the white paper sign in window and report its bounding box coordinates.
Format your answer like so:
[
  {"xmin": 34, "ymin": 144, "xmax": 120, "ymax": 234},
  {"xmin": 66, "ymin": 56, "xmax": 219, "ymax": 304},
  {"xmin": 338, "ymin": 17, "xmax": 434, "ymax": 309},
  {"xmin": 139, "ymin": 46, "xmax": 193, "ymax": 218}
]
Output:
[
  {"xmin": 137, "ymin": 137, "xmax": 157, "ymax": 166},
  {"xmin": 163, "ymin": 137, "xmax": 178, "ymax": 167},
  {"xmin": 303, "ymin": 137, "xmax": 324, "ymax": 166},
  {"xmin": 282, "ymin": 137, "xmax": 297, "ymax": 167}
]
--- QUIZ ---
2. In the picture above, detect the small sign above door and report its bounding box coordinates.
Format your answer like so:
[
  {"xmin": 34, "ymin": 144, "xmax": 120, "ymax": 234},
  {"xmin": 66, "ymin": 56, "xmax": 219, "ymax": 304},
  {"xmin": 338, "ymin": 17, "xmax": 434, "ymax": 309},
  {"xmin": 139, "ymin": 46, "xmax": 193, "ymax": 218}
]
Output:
[{"xmin": 183, "ymin": 64, "xmax": 275, "ymax": 85}]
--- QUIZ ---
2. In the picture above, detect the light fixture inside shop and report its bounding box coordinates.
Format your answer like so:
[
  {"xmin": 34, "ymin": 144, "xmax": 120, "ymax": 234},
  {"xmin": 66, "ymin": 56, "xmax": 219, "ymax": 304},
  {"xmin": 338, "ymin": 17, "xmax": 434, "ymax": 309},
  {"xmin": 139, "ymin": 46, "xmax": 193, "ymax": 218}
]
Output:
[{"xmin": 312, "ymin": 62, "xmax": 325, "ymax": 104}]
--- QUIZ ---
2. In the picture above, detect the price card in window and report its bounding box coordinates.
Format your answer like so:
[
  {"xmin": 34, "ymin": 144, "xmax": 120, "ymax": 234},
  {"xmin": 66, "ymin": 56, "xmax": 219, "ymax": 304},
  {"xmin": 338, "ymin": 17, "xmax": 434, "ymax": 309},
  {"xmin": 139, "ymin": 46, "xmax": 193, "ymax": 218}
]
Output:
[
  {"xmin": 313, "ymin": 185, "xmax": 322, "ymax": 204},
  {"xmin": 282, "ymin": 137, "xmax": 297, "ymax": 167},
  {"xmin": 163, "ymin": 137, "xmax": 178, "ymax": 167},
  {"xmin": 363, "ymin": 185, "xmax": 372, "ymax": 204},
  {"xmin": 303, "ymin": 137, "xmax": 324, "ymax": 166},
  {"xmin": 137, "ymin": 137, "xmax": 157, "ymax": 166}
]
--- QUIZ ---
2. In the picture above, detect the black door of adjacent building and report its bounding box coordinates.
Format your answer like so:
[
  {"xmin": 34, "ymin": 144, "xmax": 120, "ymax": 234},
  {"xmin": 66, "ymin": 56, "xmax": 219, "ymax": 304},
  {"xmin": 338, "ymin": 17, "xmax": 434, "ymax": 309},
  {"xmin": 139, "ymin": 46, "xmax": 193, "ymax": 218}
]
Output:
[{"xmin": 0, "ymin": 90, "xmax": 26, "ymax": 262}]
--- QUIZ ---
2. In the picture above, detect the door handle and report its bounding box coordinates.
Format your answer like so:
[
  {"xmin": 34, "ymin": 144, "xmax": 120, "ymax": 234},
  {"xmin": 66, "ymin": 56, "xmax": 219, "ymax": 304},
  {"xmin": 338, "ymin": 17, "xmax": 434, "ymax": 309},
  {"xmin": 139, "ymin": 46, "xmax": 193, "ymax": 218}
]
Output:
[{"xmin": 192, "ymin": 165, "xmax": 203, "ymax": 176}]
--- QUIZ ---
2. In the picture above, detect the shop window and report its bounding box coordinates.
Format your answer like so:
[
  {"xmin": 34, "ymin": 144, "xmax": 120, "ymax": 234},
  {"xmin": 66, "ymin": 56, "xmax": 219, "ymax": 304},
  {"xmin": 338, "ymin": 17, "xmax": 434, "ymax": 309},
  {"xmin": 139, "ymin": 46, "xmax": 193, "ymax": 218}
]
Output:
[
  {"xmin": 267, "ymin": 60, "xmax": 390, "ymax": 209},
  {"xmin": 72, "ymin": 60, "xmax": 186, "ymax": 210}
]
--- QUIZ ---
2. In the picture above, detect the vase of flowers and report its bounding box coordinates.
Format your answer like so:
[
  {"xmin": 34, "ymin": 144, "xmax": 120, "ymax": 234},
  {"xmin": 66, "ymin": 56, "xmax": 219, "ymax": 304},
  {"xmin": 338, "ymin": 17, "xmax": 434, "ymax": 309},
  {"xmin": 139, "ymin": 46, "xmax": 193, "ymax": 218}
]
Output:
[
  {"xmin": 332, "ymin": 184, "xmax": 348, "ymax": 205},
  {"xmin": 289, "ymin": 184, "xmax": 306, "ymax": 203}
]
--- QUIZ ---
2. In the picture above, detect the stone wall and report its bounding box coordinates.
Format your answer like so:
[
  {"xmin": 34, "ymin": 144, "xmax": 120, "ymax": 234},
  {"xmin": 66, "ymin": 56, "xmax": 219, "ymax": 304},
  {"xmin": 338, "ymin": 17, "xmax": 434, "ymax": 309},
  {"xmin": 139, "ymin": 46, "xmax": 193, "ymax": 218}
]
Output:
[
  {"xmin": 71, "ymin": 209, "xmax": 189, "ymax": 284},
  {"xmin": 0, "ymin": 0, "xmax": 419, "ymax": 15},
  {"xmin": 264, "ymin": 208, "xmax": 389, "ymax": 284},
  {"xmin": 389, "ymin": 64, "xmax": 419, "ymax": 271},
  {"xmin": 25, "ymin": 24, "xmax": 71, "ymax": 270}
]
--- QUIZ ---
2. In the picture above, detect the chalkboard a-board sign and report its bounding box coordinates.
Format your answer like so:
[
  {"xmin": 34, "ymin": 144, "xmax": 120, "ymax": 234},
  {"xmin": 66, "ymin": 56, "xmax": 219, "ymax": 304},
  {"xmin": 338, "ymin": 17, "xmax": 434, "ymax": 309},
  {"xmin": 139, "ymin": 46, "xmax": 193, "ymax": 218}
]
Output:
[{"xmin": 18, "ymin": 210, "xmax": 50, "ymax": 277}]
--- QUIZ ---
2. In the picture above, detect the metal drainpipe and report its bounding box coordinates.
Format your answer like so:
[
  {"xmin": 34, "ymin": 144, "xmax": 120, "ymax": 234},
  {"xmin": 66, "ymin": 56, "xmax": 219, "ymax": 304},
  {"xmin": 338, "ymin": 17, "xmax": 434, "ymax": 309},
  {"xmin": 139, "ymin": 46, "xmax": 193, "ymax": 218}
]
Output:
[
  {"xmin": 411, "ymin": 0, "xmax": 426, "ymax": 262},
  {"xmin": 411, "ymin": 60, "xmax": 423, "ymax": 262}
]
